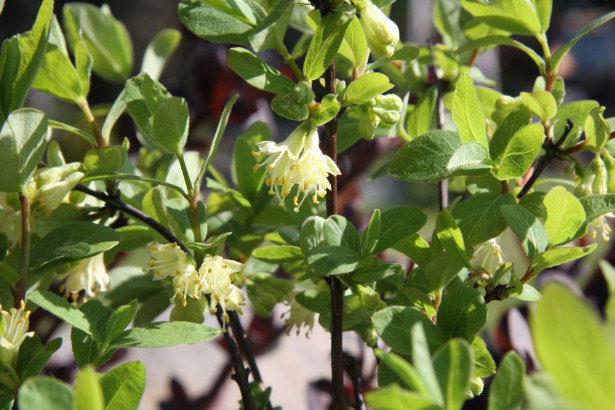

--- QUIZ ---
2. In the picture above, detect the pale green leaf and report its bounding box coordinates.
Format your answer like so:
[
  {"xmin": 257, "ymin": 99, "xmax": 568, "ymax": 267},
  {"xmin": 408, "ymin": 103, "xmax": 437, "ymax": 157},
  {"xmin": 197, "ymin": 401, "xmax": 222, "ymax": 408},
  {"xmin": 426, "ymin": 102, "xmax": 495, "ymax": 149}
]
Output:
[
  {"xmin": 227, "ymin": 47, "xmax": 295, "ymax": 94},
  {"xmin": 488, "ymin": 351, "xmax": 525, "ymax": 410},
  {"xmin": 109, "ymin": 322, "xmax": 220, "ymax": 348},
  {"xmin": 343, "ymin": 72, "xmax": 393, "ymax": 106},
  {"xmin": 18, "ymin": 377, "xmax": 72, "ymax": 410},
  {"xmin": 542, "ymin": 186, "xmax": 586, "ymax": 247},
  {"xmin": 99, "ymin": 362, "xmax": 145, "ymax": 410},
  {"xmin": 141, "ymin": 29, "xmax": 181, "ymax": 81},
  {"xmin": 303, "ymin": 12, "xmax": 351, "ymax": 80},
  {"xmin": 453, "ymin": 73, "xmax": 488, "ymax": 149}
]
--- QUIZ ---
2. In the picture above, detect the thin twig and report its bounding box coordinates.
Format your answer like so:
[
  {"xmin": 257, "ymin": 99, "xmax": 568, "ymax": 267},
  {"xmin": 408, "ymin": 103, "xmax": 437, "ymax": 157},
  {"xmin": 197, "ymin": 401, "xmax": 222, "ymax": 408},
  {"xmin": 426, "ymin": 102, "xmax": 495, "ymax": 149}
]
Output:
[
  {"xmin": 343, "ymin": 352, "xmax": 364, "ymax": 410},
  {"xmin": 324, "ymin": 61, "xmax": 347, "ymax": 410},
  {"xmin": 77, "ymin": 99, "xmax": 104, "ymax": 147},
  {"xmin": 517, "ymin": 119, "xmax": 574, "ymax": 199}
]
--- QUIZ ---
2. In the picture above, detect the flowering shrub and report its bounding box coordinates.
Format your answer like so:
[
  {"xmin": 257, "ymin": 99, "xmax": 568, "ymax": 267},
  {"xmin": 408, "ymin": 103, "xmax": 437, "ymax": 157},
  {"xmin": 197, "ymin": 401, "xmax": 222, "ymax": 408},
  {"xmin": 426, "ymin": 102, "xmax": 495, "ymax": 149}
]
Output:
[{"xmin": 1, "ymin": 0, "xmax": 615, "ymax": 409}]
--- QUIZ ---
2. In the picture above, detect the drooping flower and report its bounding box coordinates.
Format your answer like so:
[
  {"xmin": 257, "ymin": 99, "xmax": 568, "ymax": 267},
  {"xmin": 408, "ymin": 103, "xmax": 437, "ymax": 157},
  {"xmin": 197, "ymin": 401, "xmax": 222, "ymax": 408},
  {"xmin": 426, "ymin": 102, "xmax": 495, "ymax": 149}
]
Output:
[
  {"xmin": 288, "ymin": 127, "xmax": 341, "ymax": 212},
  {"xmin": 172, "ymin": 264, "xmax": 201, "ymax": 307},
  {"xmin": 356, "ymin": 0, "xmax": 399, "ymax": 57},
  {"xmin": 0, "ymin": 301, "xmax": 35, "ymax": 367},
  {"xmin": 578, "ymin": 155, "xmax": 614, "ymax": 242},
  {"xmin": 253, "ymin": 123, "xmax": 340, "ymax": 212},
  {"xmin": 282, "ymin": 295, "xmax": 315, "ymax": 337},
  {"xmin": 34, "ymin": 163, "xmax": 85, "ymax": 214},
  {"xmin": 198, "ymin": 255, "xmax": 245, "ymax": 322},
  {"xmin": 145, "ymin": 243, "xmax": 189, "ymax": 280},
  {"xmin": 58, "ymin": 253, "xmax": 110, "ymax": 300}
]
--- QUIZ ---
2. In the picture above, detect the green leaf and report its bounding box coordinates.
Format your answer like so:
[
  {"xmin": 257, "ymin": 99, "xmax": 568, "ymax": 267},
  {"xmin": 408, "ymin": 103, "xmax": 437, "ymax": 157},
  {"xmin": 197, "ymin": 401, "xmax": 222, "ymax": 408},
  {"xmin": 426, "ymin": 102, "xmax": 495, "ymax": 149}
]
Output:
[
  {"xmin": 313, "ymin": 94, "xmax": 341, "ymax": 126},
  {"xmin": 471, "ymin": 336, "xmax": 496, "ymax": 378},
  {"xmin": 367, "ymin": 45, "xmax": 420, "ymax": 71},
  {"xmin": 151, "ymin": 96, "xmax": 190, "ymax": 155},
  {"xmin": 410, "ymin": 323, "xmax": 444, "ymax": 404},
  {"xmin": 432, "ymin": 339, "xmax": 473, "ymax": 410},
  {"xmin": 542, "ymin": 186, "xmax": 586, "ymax": 247},
  {"xmin": 407, "ymin": 87, "xmax": 438, "ymax": 139},
  {"xmin": 105, "ymin": 300, "xmax": 138, "ymax": 345},
  {"xmin": 74, "ymin": 367, "xmax": 104, "ymax": 410},
  {"xmin": 390, "ymin": 130, "xmax": 490, "ymax": 183},
  {"xmin": 533, "ymin": 0, "xmax": 552, "ymax": 33},
  {"xmin": 194, "ymin": 94, "xmax": 238, "ymax": 191},
  {"xmin": 299, "ymin": 216, "xmax": 326, "ymax": 256},
  {"xmin": 453, "ymin": 73, "xmax": 488, "ymax": 149},
  {"xmin": 0, "ymin": 0, "xmax": 53, "ymax": 123},
  {"xmin": 494, "ymin": 123, "xmax": 544, "ymax": 180},
  {"xmin": 452, "ymin": 193, "xmax": 516, "ymax": 247},
  {"xmin": 101, "ymin": 90, "xmax": 126, "ymax": 144},
  {"xmin": 352, "ymin": 261, "xmax": 403, "ymax": 282},
  {"xmin": 74, "ymin": 35, "xmax": 92, "ymax": 99},
  {"xmin": 580, "ymin": 194, "xmax": 615, "ymax": 221},
  {"xmin": 63, "ymin": 3, "xmax": 132, "ymax": 83},
  {"xmin": 435, "ymin": 209, "xmax": 471, "ymax": 269},
  {"xmin": 378, "ymin": 351, "xmax": 430, "ymax": 396},
  {"xmin": 295, "ymin": 289, "xmax": 330, "ymax": 314},
  {"xmin": 425, "ymin": 252, "xmax": 464, "ymax": 291},
  {"xmin": 337, "ymin": 17, "xmax": 368, "ymax": 70},
  {"xmin": 366, "ymin": 385, "xmax": 440, "ymax": 410},
  {"xmin": 303, "ymin": 11, "xmax": 352, "ymax": 80},
  {"xmin": 232, "ymin": 121, "xmax": 269, "ymax": 201},
  {"xmin": 252, "ymin": 245, "xmax": 303, "ymax": 263},
  {"xmin": 124, "ymin": 74, "xmax": 171, "ymax": 148},
  {"xmin": 0, "ymin": 261, "xmax": 19, "ymax": 285},
  {"xmin": 109, "ymin": 322, "xmax": 220, "ymax": 348},
  {"xmin": 248, "ymin": 0, "xmax": 294, "ymax": 52},
  {"xmin": 343, "ymin": 72, "xmax": 393, "ymax": 106},
  {"xmin": 531, "ymin": 245, "xmax": 596, "ymax": 275},
  {"xmin": 18, "ymin": 377, "xmax": 73, "ymax": 410},
  {"xmin": 584, "ymin": 106, "xmax": 609, "ymax": 153},
  {"xmin": 460, "ymin": 0, "xmax": 541, "ymax": 35},
  {"xmin": 531, "ymin": 284, "xmax": 615, "ymax": 409},
  {"xmin": 520, "ymin": 91, "xmax": 557, "ymax": 121},
  {"xmin": 553, "ymin": 100, "xmax": 599, "ymax": 148},
  {"xmin": 501, "ymin": 204, "xmax": 548, "ymax": 260},
  {"xmin": 488, "ymin": 351, "xmax": 525, "ymax": 410},
  {"xmin": 373, "ymin": 206, "xmax": 427, "ymax": 254},
  {"xmin": 0, "ymin": 108, "xmax": 48, "ymax": 192},
  {"xmin": 372, "ymin": 306, "xmax": 447, "ymax": 355},
  {"xmin": 178, "ymin": 0, "xmax": 265, "ymax": 46},
  {"xmin": 227, "ymin": 47, "xmax": 295, "ymax": 94},
  {"xmin": 307, "ymin": 246, "xmax": 362, "ymax": 276},
  {"xmin": 324, "ymin": 215, "xmax": 361, "ymax": 253},
  {"xmin": 15, "ymin": 336, "xmax": 62, "ymax": 383},
  {"xmin": 141, "ymin": 29, "xmax": 181, "ymax": 81},
  {"xmin": 31, "ymin": 37, "xmax": 82, "ymax": 103},
  {"xmin": 455, "ymin": 35, "xmax": 545, "ymax": 72},
  {"xmin": 436, "ymin": 282, "xmax": 486, "ymax": 341},
  {"xmin": 361, "ymin": 209, "xmax": 381, "ymax": 256},
  {"xmin": 489, "ymin": 106, "xmax": 532, "ymax": 162},
  {"xmin": 99, "ymin": 362, "xmax": 145, "ymax": 410},
  {"xmin": 551, "ymin": 11, "xmax": 615, "ymax": 74},
  {"xmin": 30, "ymin": 223, "xmax": 121, "ymax": 274},
  {"xmin": 28, "ymin": 290, "xmax": 100, "ymax": 341},
  {"xmin": 598, "ymin": 260, "xmax": 615, "ymax": 321}
]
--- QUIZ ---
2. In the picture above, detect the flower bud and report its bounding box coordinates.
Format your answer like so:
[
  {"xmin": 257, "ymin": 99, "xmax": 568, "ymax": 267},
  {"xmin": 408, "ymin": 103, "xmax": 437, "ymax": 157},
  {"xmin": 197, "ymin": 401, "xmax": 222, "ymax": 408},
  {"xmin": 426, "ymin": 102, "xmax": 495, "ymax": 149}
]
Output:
[
  {"xmin": 590, "ymin": 155, "xmax": 608, "ymax": 195},
  {"xmin": 34, "ymin": 163, "xmax": 85, "ymax": 214},
  {"xmin": 357, "ymin": 1, "xmax": 399, "ymax": 57},
  {"xmin": 359, "ymin": 105, "xmax": 380, "ymax": 139}
]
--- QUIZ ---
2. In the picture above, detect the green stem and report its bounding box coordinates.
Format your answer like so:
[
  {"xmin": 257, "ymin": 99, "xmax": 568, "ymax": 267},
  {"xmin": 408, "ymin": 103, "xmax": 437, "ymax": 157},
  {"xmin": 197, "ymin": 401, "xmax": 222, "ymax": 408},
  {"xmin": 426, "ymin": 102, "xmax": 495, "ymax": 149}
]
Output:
[
  {"xmin": 277, "ymin": 42, "xmax": 305, "ymax": 82},
  {"xmin": 177, "ymin": 154, "xmax": 194, "ymax": 197},
  {"xmin": 77, "ymin": 99, "xmax": 104, "ymax": 147},
  {"xmin": 17, "ymin": 189, "xmax": 31, "ymax": 304}
]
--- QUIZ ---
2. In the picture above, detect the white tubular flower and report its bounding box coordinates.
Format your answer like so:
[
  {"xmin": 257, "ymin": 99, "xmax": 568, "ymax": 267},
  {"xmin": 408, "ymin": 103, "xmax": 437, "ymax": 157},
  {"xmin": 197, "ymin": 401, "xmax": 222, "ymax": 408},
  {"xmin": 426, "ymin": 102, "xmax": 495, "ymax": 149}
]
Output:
[
  {"xmin": 357, "ymin": 0, "xmax": 399, "ymax": 57},
  {"xmin": 0, "ymin": 301, "xmax": 34, "ymax": 367},
  {"xmin": 172, "ymin": 265, "xmax": 201, "ymax": 307},
  {"xmin": 583, "ymin": 155, "xmax": 614, "ymax": 242},
  {"xmin": 199, "ymin": 255, "xmax": 245, "ymax": 322},
  {"xmin": 59, "ymin": 253, "xmax": 110, "ymax": 299},
  {"xmin": 34, "ymin": 163, "xmax": 85, "ymax": 214},
  {"xmin": 588, "ymin": 214, "xmax": 614, "ymax": 242},
  {"xmin": 470, "ymin": 238, "xmax": 506, "ymax": 276},
  {"xmin": 288, "ymin": 127, "xmax": 341, "ymax": 212},
  {"xmin": 146, "ymin": 243, "xmax": 189, "ymax": 280},
  {"xmin": 253, "ymin": 124, "xmax": 306, "ymax": 205}
]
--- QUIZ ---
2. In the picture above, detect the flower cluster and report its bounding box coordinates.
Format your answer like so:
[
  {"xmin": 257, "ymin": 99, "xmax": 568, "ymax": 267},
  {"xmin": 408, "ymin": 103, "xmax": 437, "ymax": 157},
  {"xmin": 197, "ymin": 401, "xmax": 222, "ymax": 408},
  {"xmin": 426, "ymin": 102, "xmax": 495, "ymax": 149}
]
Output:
[
  {"xmin": 358, "ymin": 94, "xmax": 403, "ymax": 139},
  {"xmin": 576, "ymin": 155, "xmax": 614, "ymax": 241},
  {"xmin": 0, "ymin": 301, "xmax": 35, "ymax": 367},
  {"xmin": 145, "ymin": 243, "xmax": 245, "ymax": 321},
  {"xmin": 470, "ymin": 238, "xmax": 507, "ymax": 276},
  {"xmin": 253, "ymin": 123, "xmax": 341, "ymax": 212},
  {"xmin": 57, "ymin": 253, "xmax": 110, "ymax": 302}
]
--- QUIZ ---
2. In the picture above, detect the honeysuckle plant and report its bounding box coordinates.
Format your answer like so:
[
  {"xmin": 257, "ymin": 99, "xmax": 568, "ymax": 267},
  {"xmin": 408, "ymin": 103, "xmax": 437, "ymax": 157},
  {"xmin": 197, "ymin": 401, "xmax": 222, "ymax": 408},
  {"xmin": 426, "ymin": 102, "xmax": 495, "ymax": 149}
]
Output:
[{"xmin": 1, "ymin": 0, "xmax": 615, "ymax": 409}]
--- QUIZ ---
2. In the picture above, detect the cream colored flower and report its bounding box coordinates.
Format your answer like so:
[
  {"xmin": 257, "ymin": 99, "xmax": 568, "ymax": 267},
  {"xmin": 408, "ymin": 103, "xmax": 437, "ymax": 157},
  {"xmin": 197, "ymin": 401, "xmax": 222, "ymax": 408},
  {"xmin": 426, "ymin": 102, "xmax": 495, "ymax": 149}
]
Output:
[
  {"xmin": 146, "ymin": 243, "xmax": 189, "ymax": 280},
  {"xmin": 282, "ymin": 297, "xmax": 315, "ymax": 337},
  {"xmin": 588, "ymin": 214, "xmax": 614, "ymax": 242},
  {"xmin": 172, "ymin": 265, "xmax": 201, "ymax": 307},
  {"xmin": 470, "ymin": 238, "xmax": 506, "ymax": 276},
  {"xmin": 356, "ymin": 0, "xmax": 399, "ymax": 57},
  {"xmin": 199, "ymin": 255, "xmax": 245, "ymax": 322},
  {"xmin": 288, "ymin": 127, "xmax": 341, "ymax": 212},
  {"xmin": 253, "ymin": 124, "xmax": 306, "ymax": 205},
  {"xmin": 58, "ymin": 253, "xmax": 109, "ymax": 299},
  {"xmin": 0, "ymin": 301, "xmax": 35, "ymax": 366},
  {"xmin": 34, "ymin": 163, "xmax": 85, "ymax": 214}
]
